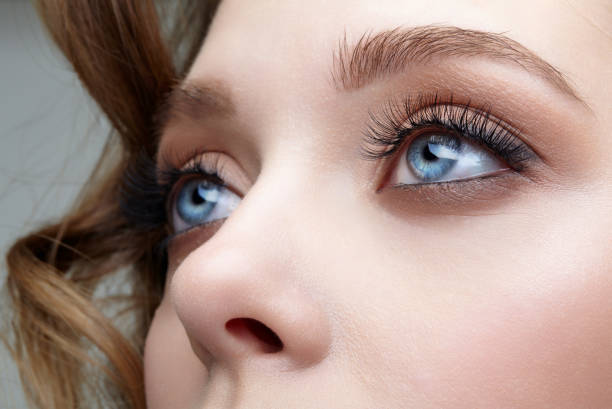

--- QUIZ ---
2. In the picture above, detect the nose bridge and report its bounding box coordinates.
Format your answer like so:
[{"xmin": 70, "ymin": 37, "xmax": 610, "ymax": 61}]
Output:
[{"xmin": 169, "ymin": 171, "xmax": 334, "ymax": 372}]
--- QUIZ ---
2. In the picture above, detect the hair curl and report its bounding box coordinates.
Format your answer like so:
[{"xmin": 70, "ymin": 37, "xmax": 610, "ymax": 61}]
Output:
[{"xmin": 2, "ymin": 1, "xmax": 220, "ymax": 408}]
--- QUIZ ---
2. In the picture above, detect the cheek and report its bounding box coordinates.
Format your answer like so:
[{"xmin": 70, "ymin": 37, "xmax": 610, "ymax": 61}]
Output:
[
  {"xmin": 430, "ymin": 268, "xmax": 612, "ymax": 408},
  {"xmin": 144, "ymin": 299, "xmax": 208, "ymax": 409},
  {"xmin": 458, "ymin": 247, "xmax": 610, "ymax": 406},
  {"xmin": 348, "ymin": 255, "xmax": 612, "ymax": 409},
  {"xmin": 342, "ymin": 196, "xmax": 612, "ymax": 408}
]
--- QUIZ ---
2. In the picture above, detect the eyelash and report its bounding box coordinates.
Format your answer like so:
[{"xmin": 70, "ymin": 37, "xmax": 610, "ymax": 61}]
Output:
[
  {"xmin": 120, "ymin": 94, "xmax": 536, "ymax": 240},
  {"xmin": 119, "ymin": 150, "xmax": 223, "ymax": 285},
  {"xmin": 120, "ymin": 151, "xmax": 221, "ymax": 234},
  {"xmin": 363, "ymin": 93, "xmax": 535, "ymax": 172}
]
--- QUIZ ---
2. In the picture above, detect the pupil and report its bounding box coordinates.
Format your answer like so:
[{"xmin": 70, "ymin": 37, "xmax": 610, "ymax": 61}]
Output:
[
  {"xmin": 191, "ymin": 184, "xmax": 205, "ymax": 205},
  {"xmin": 422, "ymin": 144, "xmax": 438, "ymax": 162}
]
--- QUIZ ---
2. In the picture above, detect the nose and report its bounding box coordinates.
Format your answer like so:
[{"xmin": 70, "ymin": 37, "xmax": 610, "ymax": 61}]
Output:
[{"xmin": 168, "ymin": 220, "xmax": 332, "ymax": 372}]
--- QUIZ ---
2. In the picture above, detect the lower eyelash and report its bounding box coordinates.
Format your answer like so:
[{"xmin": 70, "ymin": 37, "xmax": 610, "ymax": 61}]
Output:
[
  {"xmin": 362, "ymin": 93, "xmax": 536, "ymax": 171},
  {"xmin": 387, "ymin": 171, "xmax": 536, "ymax": 212}
]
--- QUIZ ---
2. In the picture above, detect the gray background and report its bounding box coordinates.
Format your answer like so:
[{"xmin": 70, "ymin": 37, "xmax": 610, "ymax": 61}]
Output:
[{"xmin": 1, "ymin": 1, "xmax": 108, "ymax": 406}]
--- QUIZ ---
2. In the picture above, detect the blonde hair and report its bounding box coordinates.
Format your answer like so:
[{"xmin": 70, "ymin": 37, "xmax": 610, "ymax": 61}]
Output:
[{"xmin": 2, "ymin": 1, "xmax": 219, "ymax": 408}]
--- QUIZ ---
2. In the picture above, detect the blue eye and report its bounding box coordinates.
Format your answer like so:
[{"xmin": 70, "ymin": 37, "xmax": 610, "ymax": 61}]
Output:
[
  {"xmin": 407, "ymin": 134, "xmax": 461, "ymax": 181},
  {"xmin": 172, "ymin": 178, "xmax": 241, "ymax": 233},
  {"xmin": 391, "ymin": 133, "xmax": 509, "ymax": 185}
]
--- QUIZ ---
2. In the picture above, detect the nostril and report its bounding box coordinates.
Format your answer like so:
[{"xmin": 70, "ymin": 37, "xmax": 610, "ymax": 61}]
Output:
[{"xmin": 225, "ymin": 318, "xmax": 284, "ymax": 353}]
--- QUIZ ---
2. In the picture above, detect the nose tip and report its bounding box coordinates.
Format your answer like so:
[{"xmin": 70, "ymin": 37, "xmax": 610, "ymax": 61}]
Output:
[{"xmin": 170, "ymin": 247, "xmax": 331, "ymax": 371}]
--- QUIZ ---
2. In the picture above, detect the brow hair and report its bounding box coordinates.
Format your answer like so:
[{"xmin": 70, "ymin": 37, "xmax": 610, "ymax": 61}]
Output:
[
  {"xmin": 154, "ymin": 79, "xmax": 235, "ymax": 137},
  {"xmin": 332, "ymin": 25, "xmax": 581, "ymax": 101}
]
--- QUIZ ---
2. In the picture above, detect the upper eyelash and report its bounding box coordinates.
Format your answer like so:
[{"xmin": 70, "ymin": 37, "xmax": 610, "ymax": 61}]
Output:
[
  {"xmin": 120, "ymin": 151, "xmax": 220, "ymax": 233},
  {"xmin": 362, "ymin": 93, "xmax": 535, "ymax": 170},
  {"xmin": 119, "ymin": 94, "xmax": 534, "ymax": 235},
  {"xmin": 160, "ymin": 158, "xmax": 223, "ymax": 192},
  {"xmin": 119, "ymin": 152, "xmax": 167, "ymax": 231}
]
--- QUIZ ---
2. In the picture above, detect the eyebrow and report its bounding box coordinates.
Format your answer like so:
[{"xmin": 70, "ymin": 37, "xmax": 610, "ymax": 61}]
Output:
[
  {"xmin": 155, "ymin": 79, "xmax": 235, "ymax": 134},
  {"xmin": 332, "ymin": 25, "xmax": 583, "ymax": 103},
  {"xmin": 157, "ymin": 25, "xmax": 586, "ymax": 139}
]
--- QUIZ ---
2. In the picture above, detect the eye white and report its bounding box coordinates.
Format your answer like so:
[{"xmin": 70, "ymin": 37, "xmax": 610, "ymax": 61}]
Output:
[{"xmin": 390, "ymin": 133, "xmax": 509, "ymax": 185}]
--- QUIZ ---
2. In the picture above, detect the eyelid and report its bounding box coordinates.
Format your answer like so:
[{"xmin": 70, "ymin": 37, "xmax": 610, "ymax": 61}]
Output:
[
  {"xmin": 159, "ymin": 152, "xmax": 250, "ymax": 231},
  {"xmin": 374, "ymin": 126, "xmax": 520, "ymax": 192},
  {"xmin": 365, "ymin": 99, "xmax": 532, "ymax": 163},
  {"xmin": 168, "ymin": 151, "xmax": 252, "ymax": 195}
]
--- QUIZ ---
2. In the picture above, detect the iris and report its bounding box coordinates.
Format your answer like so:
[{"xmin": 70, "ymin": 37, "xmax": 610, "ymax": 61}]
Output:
[
  {"xmin": 176, "ymin": 179, "xmax": 222, "ymax": 224},
  {"xmin": 406, "ymin": 134, "xmax": 462, "ymax": 182}
]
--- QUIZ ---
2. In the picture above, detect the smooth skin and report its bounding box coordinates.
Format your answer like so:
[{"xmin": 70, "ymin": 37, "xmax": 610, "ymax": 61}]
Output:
[{"xmin": 144, "ymin": 1, "xmax": 612, "ymax": 408}]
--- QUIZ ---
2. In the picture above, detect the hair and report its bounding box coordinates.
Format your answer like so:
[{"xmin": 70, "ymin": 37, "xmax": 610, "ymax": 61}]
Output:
[{"xmin": 1, "ymin": 1, "xmax": 220, "ymax": 408}]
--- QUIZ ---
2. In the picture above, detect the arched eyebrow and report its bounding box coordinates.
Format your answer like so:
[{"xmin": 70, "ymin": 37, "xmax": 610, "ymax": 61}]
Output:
[
  {"xmin": 332, "ymin": 25, "xmax": 585, "ymax": 104},
  {"xmin": 157, "ymin": 25, "xmax": 587, "ymax": 146},
  {"xmin": 156, "ymin": 80, "xmax": 235, "ymax": 130},
  {"xmin": 154, "ymin": 79, "xmax": 235, "ymax": 165}
]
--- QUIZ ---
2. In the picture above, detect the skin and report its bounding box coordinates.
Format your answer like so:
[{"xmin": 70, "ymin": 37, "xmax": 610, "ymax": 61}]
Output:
[{"xmin": 144, "ymin": 0, "xmax": 612, "ymax": 408}]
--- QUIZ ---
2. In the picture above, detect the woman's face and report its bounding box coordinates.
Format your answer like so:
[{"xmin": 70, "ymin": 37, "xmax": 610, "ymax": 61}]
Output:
[{"xmin": 143, "ymin": 1, "xmax": 612, "ymax": 407}]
